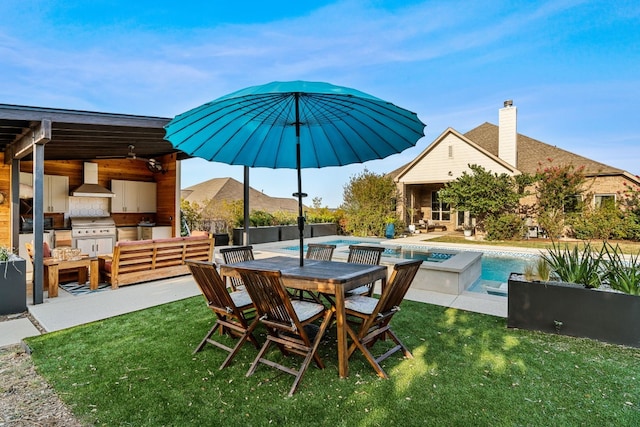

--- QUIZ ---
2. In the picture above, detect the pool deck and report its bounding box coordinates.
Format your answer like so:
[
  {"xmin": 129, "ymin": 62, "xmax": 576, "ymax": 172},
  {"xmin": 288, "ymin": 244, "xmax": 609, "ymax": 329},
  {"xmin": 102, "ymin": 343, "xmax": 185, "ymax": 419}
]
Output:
[{"xmin": 1, "ymin": 233, "xmax": 530, "ymax": 348}]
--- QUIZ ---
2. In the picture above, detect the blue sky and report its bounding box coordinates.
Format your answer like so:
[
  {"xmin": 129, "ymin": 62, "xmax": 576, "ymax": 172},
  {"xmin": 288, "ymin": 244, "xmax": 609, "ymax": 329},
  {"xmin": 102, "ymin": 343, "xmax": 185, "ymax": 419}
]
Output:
[{"xmin": 1, "ymin": 0, "xmax": 639, "ymax": 207}]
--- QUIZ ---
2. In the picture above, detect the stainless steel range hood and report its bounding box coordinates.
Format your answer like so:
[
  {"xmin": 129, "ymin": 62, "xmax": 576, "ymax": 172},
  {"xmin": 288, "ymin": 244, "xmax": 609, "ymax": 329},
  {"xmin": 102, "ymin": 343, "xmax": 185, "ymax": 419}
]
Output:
[{"xmin": 71, "ymin": 162, "xmax": 115, "ymax": 197}]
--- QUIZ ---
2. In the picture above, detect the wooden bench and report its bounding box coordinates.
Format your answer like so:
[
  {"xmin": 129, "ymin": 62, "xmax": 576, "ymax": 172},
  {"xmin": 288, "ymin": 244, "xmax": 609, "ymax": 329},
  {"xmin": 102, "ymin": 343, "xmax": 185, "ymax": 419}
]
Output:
[{"xmin": 99, "ymin": 235, "xmax": 214, "ymax": 287}]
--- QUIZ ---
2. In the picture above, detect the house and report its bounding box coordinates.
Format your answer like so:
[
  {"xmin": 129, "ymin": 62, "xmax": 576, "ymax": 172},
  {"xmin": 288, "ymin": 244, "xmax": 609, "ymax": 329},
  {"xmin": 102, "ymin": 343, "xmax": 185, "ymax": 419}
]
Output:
[
  {"xmin": 182, "ymin": 177, "xmax": 301, "ymax": 214},
  {"xmin": 392, "ymin": 100, "xmax": 640, "ymax": 230}
]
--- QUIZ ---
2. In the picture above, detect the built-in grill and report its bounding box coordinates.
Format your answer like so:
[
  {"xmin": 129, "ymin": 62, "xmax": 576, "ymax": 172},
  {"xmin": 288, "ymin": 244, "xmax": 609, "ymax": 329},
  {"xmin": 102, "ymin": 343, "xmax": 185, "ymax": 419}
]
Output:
[{"xmin": 70, "ymin": 216, "xmax": 117, "ymax": 256}]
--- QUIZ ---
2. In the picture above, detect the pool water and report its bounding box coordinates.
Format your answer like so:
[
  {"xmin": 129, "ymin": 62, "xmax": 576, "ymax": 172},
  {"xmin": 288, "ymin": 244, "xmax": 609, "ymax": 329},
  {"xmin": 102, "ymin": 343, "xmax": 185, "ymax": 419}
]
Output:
[
  {"xmin": 282, "ymin": 239, "xmax": 379, "ymax": 252},
  {"xmin": 469, "ymin": 255, "xmax": 538, "ymax": 297},
  {"xmin": 281, "ymin": 240, "xmax": 535, "ymax": 297}
]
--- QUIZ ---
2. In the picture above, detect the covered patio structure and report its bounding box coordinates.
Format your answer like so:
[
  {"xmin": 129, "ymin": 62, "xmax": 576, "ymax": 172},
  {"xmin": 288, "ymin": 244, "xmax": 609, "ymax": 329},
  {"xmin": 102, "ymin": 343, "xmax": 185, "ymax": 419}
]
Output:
[{"xmin": 0, "ymin": 103, "xmax": 190, "ymax": 305}]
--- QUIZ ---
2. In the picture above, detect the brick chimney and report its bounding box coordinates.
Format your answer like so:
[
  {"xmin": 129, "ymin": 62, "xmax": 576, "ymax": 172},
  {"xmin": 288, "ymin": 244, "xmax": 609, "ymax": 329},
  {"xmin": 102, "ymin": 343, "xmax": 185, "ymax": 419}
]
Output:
[{"xmin": 498, "ymin": 100, "xmax": 517, "ymax": 167}]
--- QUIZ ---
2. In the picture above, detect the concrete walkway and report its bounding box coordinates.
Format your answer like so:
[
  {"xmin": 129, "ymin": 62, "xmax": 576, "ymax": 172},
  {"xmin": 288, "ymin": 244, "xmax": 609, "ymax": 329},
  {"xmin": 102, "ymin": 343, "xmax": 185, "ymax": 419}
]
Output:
[{"xmin": 1, "ymin": 233, "xmax": 517, "ymax": 348}]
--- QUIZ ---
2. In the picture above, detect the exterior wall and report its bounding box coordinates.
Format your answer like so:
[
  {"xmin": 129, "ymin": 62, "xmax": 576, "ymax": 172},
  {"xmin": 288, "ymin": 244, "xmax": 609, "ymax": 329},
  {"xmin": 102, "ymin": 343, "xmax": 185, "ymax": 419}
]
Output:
[
  {"xmin": 583, "ymin": 175, "xmax": 635, "ymax": 205},
  {"xmin": 399, "ymin": 133, "xmax": 514, "ymax": 184},
  {"xmin": 0, "ymin": 153, "xmax": 11, "ymax": 248}
]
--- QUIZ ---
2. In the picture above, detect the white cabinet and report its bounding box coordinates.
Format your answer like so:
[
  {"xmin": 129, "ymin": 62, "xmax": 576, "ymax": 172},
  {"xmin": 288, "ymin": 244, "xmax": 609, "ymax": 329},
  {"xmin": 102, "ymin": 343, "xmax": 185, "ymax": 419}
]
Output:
[
  {"xmin": 45, "ymin": 175, "xmax": 69, "ymax": 213},
  {"xmin": 75, "ymin": 237, "xmax": 114, "ymax": 257},
  {"xmin": 137, "ymin": 182, "xmax": 157, "ymax": 212},
  {"xmin": 111, "ymin": 180, "xmax": 157, "ymax": 213},
  {"xmin": 138, "ymin": 226, "xmax": 172, "ymax": 240},
  {"xmin": 20, "ymin": 172, "xmax": 69, "ymax": 213}
]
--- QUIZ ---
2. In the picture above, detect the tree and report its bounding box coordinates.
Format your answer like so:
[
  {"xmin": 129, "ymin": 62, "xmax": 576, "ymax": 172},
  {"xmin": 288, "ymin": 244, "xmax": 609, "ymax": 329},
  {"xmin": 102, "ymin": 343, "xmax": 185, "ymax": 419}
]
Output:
[
  {"xmin": 341, "ymin": 169, "xmax": 398, "ymax": 237},
  {"xmin": 439, "ymin": 164, "xmax": 522, "ymax": 231},
  {"xmin": 534, "ymin": 160, "xmax": 587, "ymax": 238},
  {"xmin": 180, "ymin": 199, "xmax": 202, "ymax": 234}
]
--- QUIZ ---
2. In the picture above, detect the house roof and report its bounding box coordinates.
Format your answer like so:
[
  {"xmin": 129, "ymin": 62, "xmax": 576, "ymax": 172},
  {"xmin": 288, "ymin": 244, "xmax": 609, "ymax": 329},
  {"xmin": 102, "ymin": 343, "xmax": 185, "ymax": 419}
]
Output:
[
  {"xmin": 181, "ymin": 177, "xmax": 301, "ymax": 213},
  {"xmin": 465, "ymin": 122, "xmax": 624, "ymax": 176},
  {"xmin": 390, "ymin": 121, "xmax": 635, "ymax": 182}
]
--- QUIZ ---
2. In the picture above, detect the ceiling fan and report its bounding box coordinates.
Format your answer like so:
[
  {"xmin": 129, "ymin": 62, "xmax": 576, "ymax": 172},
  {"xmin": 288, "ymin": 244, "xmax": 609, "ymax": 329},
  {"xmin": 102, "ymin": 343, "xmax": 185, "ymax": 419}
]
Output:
[{"xmin": 99, "ymin": 145, "xmax": 167, "ymax": 174}]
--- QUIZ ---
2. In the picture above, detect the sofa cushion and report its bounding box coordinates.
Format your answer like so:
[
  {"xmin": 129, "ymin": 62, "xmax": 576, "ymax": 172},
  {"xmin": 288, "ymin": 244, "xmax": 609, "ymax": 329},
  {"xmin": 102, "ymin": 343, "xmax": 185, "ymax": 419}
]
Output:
[{"xmin": 117, "ymin": 239, "xmax": 154, "ymax": 247}]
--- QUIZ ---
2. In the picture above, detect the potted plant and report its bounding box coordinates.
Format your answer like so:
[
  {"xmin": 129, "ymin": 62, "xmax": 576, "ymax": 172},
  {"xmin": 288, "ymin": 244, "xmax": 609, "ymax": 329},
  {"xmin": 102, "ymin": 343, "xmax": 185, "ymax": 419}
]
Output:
[
  {"xmin": 507, "ymin": 241, "xmax": 640, "ymax": 348},
  {"xmin": 463, "ymin": 224, "xmax": 474, "ymax": 237},
  {"xmin": 0, "ymin": 246, "xmax": 27, "ymax": 315}
]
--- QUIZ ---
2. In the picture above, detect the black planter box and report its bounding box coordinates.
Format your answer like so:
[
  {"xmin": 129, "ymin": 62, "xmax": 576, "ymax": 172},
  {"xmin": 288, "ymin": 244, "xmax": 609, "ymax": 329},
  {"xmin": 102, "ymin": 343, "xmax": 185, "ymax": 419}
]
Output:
[
  {"xmin": 310, "ymin": 223, "xmax": 337, "ymax": 237},
  {"xmin": 508, "ymin": 273, "xmax": 640, "ymax": 347},
  {"xmin": 233, "ymin": 226, "xmax": 281, "ymax": 245},
  {"xmin": 279, "ymin": 225, "xmax": 311, "ymax": 241},
  {"xmin": 0, "ymin": 258, "xmax": 27, "ymax": 315},
  {"xmin": 213, "ymin": 233, "xmax": 229, "ymax": 246}
]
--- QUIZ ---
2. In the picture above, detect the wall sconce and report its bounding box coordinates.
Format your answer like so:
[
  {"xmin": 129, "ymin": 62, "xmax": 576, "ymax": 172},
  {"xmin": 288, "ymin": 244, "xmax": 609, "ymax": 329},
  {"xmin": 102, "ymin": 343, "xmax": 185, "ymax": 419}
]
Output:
[
  {"xmin": 448, "ymin": 171, "xmax": 453, "ymax": 176},
  {"xmin": 0, "ymin": 191, "xmax": 6, "ymax": 204}
]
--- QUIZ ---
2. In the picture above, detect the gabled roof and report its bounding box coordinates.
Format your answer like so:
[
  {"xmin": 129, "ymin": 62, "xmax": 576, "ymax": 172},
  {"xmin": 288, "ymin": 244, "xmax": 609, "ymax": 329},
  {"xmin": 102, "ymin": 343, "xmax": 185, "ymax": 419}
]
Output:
[
  {"xmin": 391, "ymin": 127, "xmax": 518, "ymax": 182},
  {"xmin": 390, "ymin": 121, "xmax": 636, "ymax": 183},
  {"xmin": 465, "ymin": 122, "xmax": 624, "ymax": 176},
  {"xmin": 181, "ymin": 177, "xmax": 301, "ymax": 213}
]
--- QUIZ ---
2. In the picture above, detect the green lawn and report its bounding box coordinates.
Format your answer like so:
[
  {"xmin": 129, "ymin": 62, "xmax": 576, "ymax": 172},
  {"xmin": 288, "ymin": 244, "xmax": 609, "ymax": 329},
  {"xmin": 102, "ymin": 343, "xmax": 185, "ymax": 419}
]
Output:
[
  {"xmin": 429, "ymin": 234, "xmax": 640, "ymax": 254},
  {"xmin": 25, "ymin": 297, "xmax": 640, "ymax": 426}
]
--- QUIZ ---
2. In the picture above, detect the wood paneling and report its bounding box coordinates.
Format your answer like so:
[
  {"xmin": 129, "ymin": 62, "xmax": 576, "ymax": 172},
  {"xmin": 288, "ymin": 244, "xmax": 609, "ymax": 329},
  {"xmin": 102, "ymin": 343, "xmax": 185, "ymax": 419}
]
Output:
[
  {"xmin": 16, "ymin": 156, "xmax": 178, "ymax": 232},
  {"xmin": 0, "ymin": 153, "xmax": 11, "ymax": 248}
]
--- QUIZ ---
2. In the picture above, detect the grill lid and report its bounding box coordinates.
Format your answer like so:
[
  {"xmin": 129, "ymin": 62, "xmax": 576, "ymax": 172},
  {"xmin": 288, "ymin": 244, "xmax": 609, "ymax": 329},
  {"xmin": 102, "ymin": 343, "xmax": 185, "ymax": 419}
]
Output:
[{"xmin": 70, "ymin": 216, "xmax": 116, "ymax": 228}]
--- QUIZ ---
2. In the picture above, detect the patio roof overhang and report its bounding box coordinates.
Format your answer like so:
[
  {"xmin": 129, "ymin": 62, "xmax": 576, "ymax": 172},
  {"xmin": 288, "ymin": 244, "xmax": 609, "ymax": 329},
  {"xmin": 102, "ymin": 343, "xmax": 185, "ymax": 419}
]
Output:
[{"xmin": 0, "ymin": 103, "xmax": 188, "ymax": 162}]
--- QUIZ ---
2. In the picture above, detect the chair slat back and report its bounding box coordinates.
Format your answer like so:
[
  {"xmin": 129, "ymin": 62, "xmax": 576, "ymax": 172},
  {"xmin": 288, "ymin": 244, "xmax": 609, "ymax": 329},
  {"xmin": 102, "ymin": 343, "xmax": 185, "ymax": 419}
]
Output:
[
  {"xmin": 367, "ymin": 260, "xmax": 422, "ymax": 323},
  {"xmin": 306, "ymin": 243, "xmax": 336, "ymax": 261},
  {"xmin": 187, "ymin": 260, "xmax": 243, "ymax": 316},
  {"xmin": 363, "ymin": 260, "xmax": 422, "ymax": 330},
  {"xmin": 220, "ymin": 245, "xmax": 254, "ymax": 289},
  {"xmin": 234, "ymin": 267, "xmax": 301, "ymax": 332},
  {"xmin": 347, "ymin": 245, "xmax": 385, "ymax": 265}
]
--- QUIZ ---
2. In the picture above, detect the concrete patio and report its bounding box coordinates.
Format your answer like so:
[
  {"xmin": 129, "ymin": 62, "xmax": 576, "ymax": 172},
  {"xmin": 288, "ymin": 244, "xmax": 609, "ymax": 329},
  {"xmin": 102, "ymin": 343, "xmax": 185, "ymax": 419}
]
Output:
[{"xmin": 1, "ymin": 233, "xmax": 512, "ymax": 348}]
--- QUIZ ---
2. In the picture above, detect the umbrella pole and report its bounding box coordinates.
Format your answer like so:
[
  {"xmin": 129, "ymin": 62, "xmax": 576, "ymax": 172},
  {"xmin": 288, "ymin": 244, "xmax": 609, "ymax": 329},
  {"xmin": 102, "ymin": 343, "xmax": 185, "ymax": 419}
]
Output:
[
  {"xmin": 243, "ymin": 166, "xmax": 250, "ymax": 246},
  {"xmin": 295, "ymin": 93, "xmax": 305, "ymax": 266},
  {"xmin": 296, "ymin": 144, "xmax": 305, "ymax": 266}
]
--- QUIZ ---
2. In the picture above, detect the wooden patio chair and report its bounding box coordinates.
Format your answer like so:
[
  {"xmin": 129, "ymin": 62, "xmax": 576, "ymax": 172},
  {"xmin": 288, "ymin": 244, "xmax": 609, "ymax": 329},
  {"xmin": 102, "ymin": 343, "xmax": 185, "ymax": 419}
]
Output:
[
  {"xmin": 293, "ymin": 243, "xmax": 338, "ymax": 302},
  {"xmin": 344, "ymin": 259, "xmax": 422, "ymax": 378},
  {"xmin": 219, "ymin": 245, "xmax": 254, "ymax": 291},
  {"xmin": 346, "ymin": 244, "xmax": 386, "ymax": 296},
  {"xmin": 306, "ymin": 243, "xmax": 336, "ymax": 261},
  {"xmin": 234, "ymin": 266, "xmax": 335, "ymax": 397},
  {"xmin": 186, "ymin": 260, "xmax": 260, "ymax": 370}
]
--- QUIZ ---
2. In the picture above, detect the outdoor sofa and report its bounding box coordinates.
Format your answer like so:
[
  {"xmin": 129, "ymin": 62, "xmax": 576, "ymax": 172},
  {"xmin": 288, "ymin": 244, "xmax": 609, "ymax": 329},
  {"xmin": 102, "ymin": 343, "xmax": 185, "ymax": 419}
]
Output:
[{"xmin": 99, "ymin": 235, "xmax": 214, "ymax": 287}]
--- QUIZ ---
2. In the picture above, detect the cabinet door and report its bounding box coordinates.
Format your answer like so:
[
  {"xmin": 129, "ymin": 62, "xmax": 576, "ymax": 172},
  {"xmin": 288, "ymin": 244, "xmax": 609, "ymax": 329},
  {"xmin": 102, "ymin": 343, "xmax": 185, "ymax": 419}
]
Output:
[
  {"xmin": 111, "ymin": 180, "xmax": 138, "ymax": 213},
  {"xmin": 137, "ymin": 182, "xmax": 157, "ymax": 213},
  {"xmin": 139, "ymin": 226, "xmax": 152, "ymax": 240},
  {"xmin": 45, "ymin": 175, "xmax": 69, "ymax": 213},
  {"xmin": 21, "ymin": 172, "xmax": 68, "ymax": 213},
  {"xmin": 152, "ymin": 226, "xmax": 172, "ymax": 239},
  {"xmin": 76, "ymin": 239, "xmax": 95, "ymax": 257},
  {"xmin": 95, "ymin": 238, "xmax": 114, "ymax": 256}
]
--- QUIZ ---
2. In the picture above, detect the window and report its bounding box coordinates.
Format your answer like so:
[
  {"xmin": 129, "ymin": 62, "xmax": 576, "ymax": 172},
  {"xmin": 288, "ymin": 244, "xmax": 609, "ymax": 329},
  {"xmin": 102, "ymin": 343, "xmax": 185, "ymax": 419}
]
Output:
[
  {"xmin": 564, "ymin": 194, "xmax": 583, "ymax": 213},
  {"xmin": 448, "ymin": 145, "xmax": 453, "ymax": 158},
  {"xmin": 431, "ymin": 191, "xmax": 450, "ymax": 221},
  {"xmin": 594, "ymin": 194, "xmax": 615, "ymax": 209}
]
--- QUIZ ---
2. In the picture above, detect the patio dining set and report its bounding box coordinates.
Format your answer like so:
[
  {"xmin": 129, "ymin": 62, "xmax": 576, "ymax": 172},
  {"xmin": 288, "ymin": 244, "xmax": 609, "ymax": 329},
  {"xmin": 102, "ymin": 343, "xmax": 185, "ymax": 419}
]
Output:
[{"xmin": 187, "ymin": 244, "xmax": 422, "ymax": 396}]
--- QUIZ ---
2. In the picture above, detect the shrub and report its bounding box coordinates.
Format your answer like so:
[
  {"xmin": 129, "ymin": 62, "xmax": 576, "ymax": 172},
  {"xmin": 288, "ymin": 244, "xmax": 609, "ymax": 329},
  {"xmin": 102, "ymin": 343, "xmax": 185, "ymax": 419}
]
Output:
[
  {"xmin": 569, "ymin": 205, "xmax": 625, "ymax": 240},
  {"xmin": 249, "ymin": 210, "xmax": 275, "ymax": 226},
  {"xmin": 485, "ymin": 213, "xmax": 523, "ymax": 241},
  {"xmin": 540, "ymin": 241, "xmax": 604, "ymax": 288},
  {"xmin": 602, "ymin": 242, "xmax": 640, "ymax": 295},
  {"xmin": 535, "ymin": 257, "xmax": 551, "ymax": 281}
]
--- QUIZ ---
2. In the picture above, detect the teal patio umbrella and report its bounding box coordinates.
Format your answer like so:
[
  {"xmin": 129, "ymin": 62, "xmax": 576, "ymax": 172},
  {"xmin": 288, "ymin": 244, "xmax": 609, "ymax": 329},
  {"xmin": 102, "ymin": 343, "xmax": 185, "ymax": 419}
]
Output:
[{"xmin": 165, "ymin": 81, "xmax": 425, "ymax": 265}]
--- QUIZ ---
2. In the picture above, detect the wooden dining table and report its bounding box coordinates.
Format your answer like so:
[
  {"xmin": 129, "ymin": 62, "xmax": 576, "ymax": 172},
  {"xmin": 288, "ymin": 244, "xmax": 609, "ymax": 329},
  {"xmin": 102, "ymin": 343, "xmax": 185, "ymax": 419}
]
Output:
[{"xmin": 219, "ymin": 256, "xmax": 388, "ymax": 378}]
